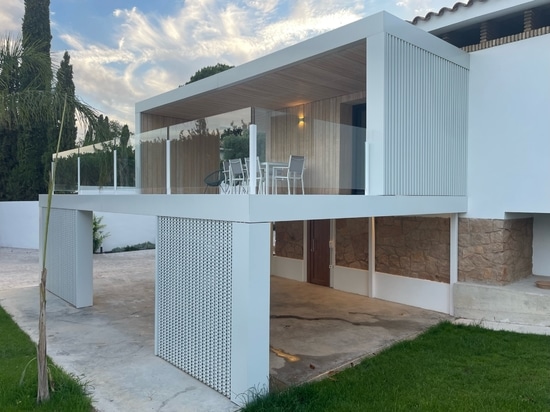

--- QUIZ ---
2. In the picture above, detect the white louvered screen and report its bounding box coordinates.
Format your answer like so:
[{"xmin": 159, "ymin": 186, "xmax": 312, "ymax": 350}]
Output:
[
  {"xmin": 157, "ymin": 217, "xmax": 232, "ymax": 398},
  {"xmin": 46, "ymin": 209, "xmax": 77, "ymax": 305},
  {"xmin": 384, "ymin": 34, "xmax": 468, "ymax": 196}
]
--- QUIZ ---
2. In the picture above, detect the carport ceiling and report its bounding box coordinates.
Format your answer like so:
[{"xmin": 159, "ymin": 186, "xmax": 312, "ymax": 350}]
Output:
[{"xmin": 143, "ymin": 40, "xmax": 366, "ymax": 122}]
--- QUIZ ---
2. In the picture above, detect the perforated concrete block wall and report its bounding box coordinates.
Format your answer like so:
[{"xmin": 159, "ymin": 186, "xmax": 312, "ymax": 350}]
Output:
[{"xmin": 157, "ymin": 217, "xmax": 233, "ymax": 398}]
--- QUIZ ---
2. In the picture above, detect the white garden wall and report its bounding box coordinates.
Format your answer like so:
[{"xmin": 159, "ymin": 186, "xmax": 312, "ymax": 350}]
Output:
[
  {"xmin": 0, "ymin": 201, "xmax": 39, "ymax": 249},
  {"xmin": 0, "ymin": 201, "xmax": 156, "ymax": 251}
]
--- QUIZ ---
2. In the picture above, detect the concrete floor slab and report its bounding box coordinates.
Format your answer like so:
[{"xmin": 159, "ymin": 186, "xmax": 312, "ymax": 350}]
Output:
[
  {"xmin": 270, "ymin": 276, "xmax": 449, "ymax": 386},
  {"xmin": 1, "ymin": 247, "xmax": 449, "ymax": 411}
]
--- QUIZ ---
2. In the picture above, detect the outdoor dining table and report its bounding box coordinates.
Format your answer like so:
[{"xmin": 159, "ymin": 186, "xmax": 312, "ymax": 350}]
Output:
[{"xmin": 261, "ymin": 161, "xmax": 288, "ymax": 194}]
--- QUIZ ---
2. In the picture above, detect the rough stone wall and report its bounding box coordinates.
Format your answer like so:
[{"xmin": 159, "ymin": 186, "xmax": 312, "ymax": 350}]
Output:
[
  {"xmin": 335, "ymin": 218, "xmax": 369, "ymax": 270},
  {"xmin": 375, "ymin": 217, "xmax": 451, "ymax": 283},
  {"xmin": 274, "ymin": 221, "xmax": 303, "ymax": 259},
  {"xmin": 334, "ymin": 216, "xmax": 450, "ymax": 283},
  {"xmin": 458, "ymin": 218, "xmax": 533, "ymax": 284}
]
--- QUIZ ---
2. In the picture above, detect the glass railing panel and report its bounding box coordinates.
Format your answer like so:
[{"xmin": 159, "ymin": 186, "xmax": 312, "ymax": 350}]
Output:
[
  {"xmin": 263, "ymin": 110, "xmax": 365, "ymax": 195},
  {"xmin": 116, "ymin": 145, "xmax": 136, "ymax": 189},
  {"xmin": 169, "ymin": 108, "xmax": 252, "ymax": 194},
  {"xmin": 54, "ymin": 151, "xmax": 78, "ymax": 193},
  {"xmin": 79, "ymin": 144, "xmax": 114, "ymax": 190},
  {"xmin": 136, "ymin": 128, "xmax": 167, "ymax": 194}
]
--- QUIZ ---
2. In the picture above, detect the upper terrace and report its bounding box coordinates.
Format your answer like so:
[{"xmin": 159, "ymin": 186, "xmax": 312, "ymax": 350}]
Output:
[{"xmin": 50, "ymin": 11, "xmax": 470, "ymax": 220}]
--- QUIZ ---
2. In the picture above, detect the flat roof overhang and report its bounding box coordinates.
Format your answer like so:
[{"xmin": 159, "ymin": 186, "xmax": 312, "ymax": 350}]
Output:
[
  {"xmin": 40, "ymin": 194, "xmax": 468, "ymax": 222},
  {"xmin": 135, "ymin": 11, "xmax": 468, "ymax": 128}
]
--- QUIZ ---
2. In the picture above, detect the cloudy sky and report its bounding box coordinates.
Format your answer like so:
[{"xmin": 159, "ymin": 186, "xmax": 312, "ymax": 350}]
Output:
[{"xmin": 1, "ymin": 0, "xmax": 453, "ymax": 132}]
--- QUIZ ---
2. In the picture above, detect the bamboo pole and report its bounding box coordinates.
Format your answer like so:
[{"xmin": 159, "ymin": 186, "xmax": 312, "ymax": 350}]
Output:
[{"xmin": 37, "ymin": 95, "xmax": 67, "ymax": 403}]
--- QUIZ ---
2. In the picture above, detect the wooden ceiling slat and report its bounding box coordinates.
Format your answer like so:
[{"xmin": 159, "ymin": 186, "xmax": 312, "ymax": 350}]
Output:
[{"xmin": 144, "ymin": 41, "xmax": 367, "ymax": 122}]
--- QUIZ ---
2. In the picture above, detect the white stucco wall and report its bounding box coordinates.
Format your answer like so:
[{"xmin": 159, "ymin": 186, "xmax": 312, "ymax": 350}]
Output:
[
  {"xmin": 0, "ymin": 201, "xmax": 40, "ymax": 249},
  {"xmin": 0, "ymin": 201, "xmax": 156, "ymax": 251},
  {"xmin": 466, "ymin": 34, "xmax": 550, "ymax": 218}
]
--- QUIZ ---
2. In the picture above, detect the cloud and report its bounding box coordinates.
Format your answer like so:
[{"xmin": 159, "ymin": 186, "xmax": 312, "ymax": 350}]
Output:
[
  {"xmin": 1, "ymin": 0, "xmax": 446, "ymax": 133},
  {"xmin": 62, "ymin": 1, "xmax": 367, "ymax": 130},
  {"xmin": 0, "ymin": 0, "xmax": 24, "ymax": 35},
  {"xmin": 395, "ymin": 0, "xmax": 450, "ymax": 17}
]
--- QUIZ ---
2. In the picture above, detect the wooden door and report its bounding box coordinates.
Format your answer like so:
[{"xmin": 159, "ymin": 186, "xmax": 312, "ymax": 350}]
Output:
[{"xmin": 307, "ymin": 220, "xmax": 331, "ymax": 286}]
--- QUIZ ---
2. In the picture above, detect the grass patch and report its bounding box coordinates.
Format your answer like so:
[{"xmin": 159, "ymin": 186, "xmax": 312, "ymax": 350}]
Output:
[
  {"xmin": 0, "ymin": 305, "xmax": 93, "ymax": 411},
  {"xmin": 243, "ymin": 322, "xmax": 550, "ymax": 411},
  {"xmin": 108, "ymin": 241, "xmax": 155, "ymax": 253}
]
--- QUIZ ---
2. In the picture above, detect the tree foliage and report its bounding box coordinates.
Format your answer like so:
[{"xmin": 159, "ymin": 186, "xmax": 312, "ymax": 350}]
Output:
[
  {"xmin": 221, "ymin": 122, "xmax": 266, "ymax": 162},
  {"xmin": 0, "ymin": 37, "xmax": 97, "ymax": 200},
  {"xmin": 184, "ymin": 63, "xmax": 234, "ymax": 85},
  {"xmin": 0, "ymin": 1, "xmax": 97, "ymax": 201},
  {"xmin": 54, "ymin": 51, "xmax": 77, "ymax": 152}
]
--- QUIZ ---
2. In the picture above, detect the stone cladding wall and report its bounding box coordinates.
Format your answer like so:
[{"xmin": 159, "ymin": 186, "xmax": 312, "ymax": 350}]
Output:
[
  {"xmin": 375, "ymin": 217, "xmax": 450, "ymax": 283},
  {"xmin": 276, "ymin": 217, "xmax": 533, "ymax": 286},
  {"xmin": 335, "ymin": 218, "xmax": 369, "ymax": 270},
  {"xmin": 274, "ymin": 221, "xmax": 303, "ymax": 259},
  {"xmin": 334, "ymin": 216, "xmax": 450, "ymax": 283},
  {"xmin": 458, "ymin": 218, "xmax": 533, "ymax": 284}
]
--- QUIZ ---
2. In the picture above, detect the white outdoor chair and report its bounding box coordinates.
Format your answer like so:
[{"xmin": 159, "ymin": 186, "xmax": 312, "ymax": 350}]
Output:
[
  {"xmin": 221, "ymin": 160, "xmax": 230, "ymax": 193},
  {"xmin": 228, "ymin": 158, "xmax": 247, "ymax": 194},
  {"xmin": 273, "ymin": 155, "xmax": 305, "ymax": 194},
  {"xmin": 245, "ymin": 156, "xmax": 266, "ymax": 194}
]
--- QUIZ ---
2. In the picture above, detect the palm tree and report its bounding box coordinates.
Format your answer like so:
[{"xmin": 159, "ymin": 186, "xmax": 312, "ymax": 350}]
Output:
[{"xmin": 0, "ymin": 35, "xmax": 96, "ymax": 129}]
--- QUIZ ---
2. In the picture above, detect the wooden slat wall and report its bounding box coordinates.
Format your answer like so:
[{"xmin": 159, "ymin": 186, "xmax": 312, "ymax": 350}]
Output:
[
  {"xmin": 269, "ymin": 91, "xmax": 365, "ymax": 194},
  {"xmin": 170, "ymin": 133, "xmax": 220, "ymax": 194},
  {"xmin": 139, "ymin": 114, "xmax": 184, "ymax": 193},
  {"xmin": 140, "ymin": 140, "xmax": 166, "ymax": 194}
]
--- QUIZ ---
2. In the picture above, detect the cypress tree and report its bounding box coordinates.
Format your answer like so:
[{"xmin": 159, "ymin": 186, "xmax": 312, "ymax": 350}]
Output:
[
  {"xmin": 53, "ymin": 51, "xmax": 77, "ymax": 151},
  {"xmin": 15, "ymin": 0, "xmax": 53, "ymax": 199},
  {"xmin": 0, "ymin": 36, "xmax": 23, "ymax": 200}
]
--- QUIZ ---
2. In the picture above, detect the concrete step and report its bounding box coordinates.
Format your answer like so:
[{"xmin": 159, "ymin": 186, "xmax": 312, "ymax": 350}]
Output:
[{"xmin": 454, "ymin": 276, "xmax": 550, "ymax": 332}]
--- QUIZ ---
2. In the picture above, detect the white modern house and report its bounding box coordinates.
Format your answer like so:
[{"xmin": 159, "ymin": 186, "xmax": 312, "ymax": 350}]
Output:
[{"xmin": 39, "ymin": 0, "xmax": 550, "ymax": 404}]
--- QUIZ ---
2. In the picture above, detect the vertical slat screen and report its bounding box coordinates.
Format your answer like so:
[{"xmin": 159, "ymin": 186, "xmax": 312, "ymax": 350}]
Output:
[
  {"xmin": 46, "ymin": 209, "xmax": 77, "ymax": 305},
  {"xmin": 385, "ymin": 34, "xmax": 468, "ymax": 196}
]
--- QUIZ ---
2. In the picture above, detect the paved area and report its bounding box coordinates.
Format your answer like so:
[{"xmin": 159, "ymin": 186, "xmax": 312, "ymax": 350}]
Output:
[
  {"xmin": 0, "ymin": 247, "xmax": 449, "ymax": 411},
  {"xmin": 0, "ymin": 248, "xmax": 237, "ymax": 412}
]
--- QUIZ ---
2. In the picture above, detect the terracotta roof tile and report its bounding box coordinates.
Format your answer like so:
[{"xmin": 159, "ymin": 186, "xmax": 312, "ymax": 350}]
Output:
[{"xmin": 411, "ymin": 0, "xmax": 488, "ymax": 25}]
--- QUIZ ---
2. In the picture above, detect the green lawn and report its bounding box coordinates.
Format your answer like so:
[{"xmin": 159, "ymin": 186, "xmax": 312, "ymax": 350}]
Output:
[
  {"xmin": 244, "ymin": 322, "xmax": 550, "ymax": 411},
  {"xmin": 0, "ymin": 305, "xmax": 93, "ymax": 411}
]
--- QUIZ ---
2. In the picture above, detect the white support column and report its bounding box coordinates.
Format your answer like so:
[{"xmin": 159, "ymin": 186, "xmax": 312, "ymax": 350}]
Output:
[
  {"xmin": 449, "ymin": 213, "xmax": 459, "ymax": 315},
  {"xmin": 39, "ymin": 206, "xmax": 93, "ymax": 308},
  {"xmin": 367, "ymin": 216, "xmax": 375, "ymax": 297},
  {"xmin": 231, "ymin": 221, "xmax": 270, "ymax": 404}
]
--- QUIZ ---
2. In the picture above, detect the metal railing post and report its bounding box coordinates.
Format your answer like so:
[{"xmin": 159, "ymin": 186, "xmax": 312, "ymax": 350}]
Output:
[
  {"xmin": 166, "ymin": 139, "xmax": 171, "ymax": 195},
  {"xmin": 77, "ymin": 156, "xmax": 81, "ymax": 194},
  {"xmin": 249, "ymin": 124, "xmax": 257, "ymax": 194}
]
